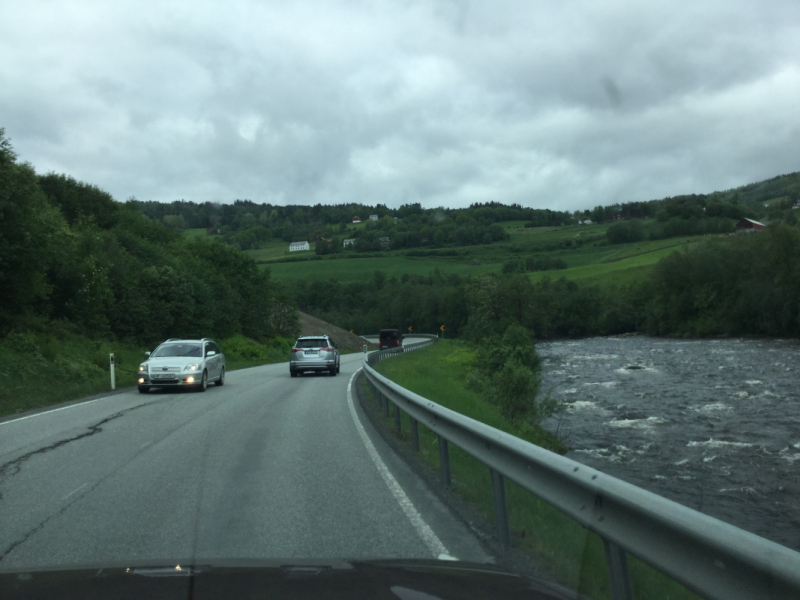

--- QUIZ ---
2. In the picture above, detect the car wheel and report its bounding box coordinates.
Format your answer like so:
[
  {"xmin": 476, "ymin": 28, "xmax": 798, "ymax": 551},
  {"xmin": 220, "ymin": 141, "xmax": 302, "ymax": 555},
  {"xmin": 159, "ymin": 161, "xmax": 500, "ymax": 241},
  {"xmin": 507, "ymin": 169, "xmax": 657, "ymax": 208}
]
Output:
[
  {"xmin": 138, "ymin": 385, "xmax": 150, "ymax": 394},
  {"xmin": 290, "ymin": 370, "xmax": 297, "ymax": 378},
  {"xmin": 330, "ymin": 367, "xmax": 337, "ymax": 376},
  {"xmin": 197, "ymin": 370, "xmax": 208, "ymax": 392},
  {"xmin": 216, "ymin": 367, "xmax": 225, "ymax": 386},
  {"xmin": 336, "ymin": 363, "xmax": 340, "ymax": 374}
]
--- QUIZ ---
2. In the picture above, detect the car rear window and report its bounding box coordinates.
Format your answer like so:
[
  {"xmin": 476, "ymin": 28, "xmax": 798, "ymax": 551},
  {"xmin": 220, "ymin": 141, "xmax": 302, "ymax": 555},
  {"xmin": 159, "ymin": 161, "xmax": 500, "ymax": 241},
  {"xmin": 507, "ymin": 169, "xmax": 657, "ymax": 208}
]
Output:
[
  {"xmin": 380, "ymin": 330, "xmax": 398, "ymax": 340},
  {"xmin": 295, "ymin": 339, "xmax": 327, "ymax": 348}
]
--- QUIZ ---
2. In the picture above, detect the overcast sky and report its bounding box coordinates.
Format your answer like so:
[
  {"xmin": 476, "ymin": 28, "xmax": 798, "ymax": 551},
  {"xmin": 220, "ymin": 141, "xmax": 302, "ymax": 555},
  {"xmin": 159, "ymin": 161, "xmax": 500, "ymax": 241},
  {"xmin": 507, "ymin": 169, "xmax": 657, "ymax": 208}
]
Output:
[{"xmin": 2, "ymin": 1, "xmax": 800, "ymax": 211}]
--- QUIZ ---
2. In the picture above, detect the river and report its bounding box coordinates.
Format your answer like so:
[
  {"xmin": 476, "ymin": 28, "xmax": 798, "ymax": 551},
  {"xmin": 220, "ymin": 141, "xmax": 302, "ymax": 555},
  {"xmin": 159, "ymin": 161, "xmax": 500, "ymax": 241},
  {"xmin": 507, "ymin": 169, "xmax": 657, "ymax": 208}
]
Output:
[{"xmin": 538, "ymin": 336, "xmax": 800, "ymax": 552}]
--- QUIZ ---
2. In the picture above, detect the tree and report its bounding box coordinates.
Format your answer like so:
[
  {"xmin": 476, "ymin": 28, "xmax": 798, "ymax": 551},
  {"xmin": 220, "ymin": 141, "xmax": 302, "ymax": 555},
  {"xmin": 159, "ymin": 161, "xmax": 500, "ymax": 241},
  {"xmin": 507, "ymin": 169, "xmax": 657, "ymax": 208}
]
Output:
[{"xmin": 0, "ymin": 131, "xmax": 69, "ymax": 330}]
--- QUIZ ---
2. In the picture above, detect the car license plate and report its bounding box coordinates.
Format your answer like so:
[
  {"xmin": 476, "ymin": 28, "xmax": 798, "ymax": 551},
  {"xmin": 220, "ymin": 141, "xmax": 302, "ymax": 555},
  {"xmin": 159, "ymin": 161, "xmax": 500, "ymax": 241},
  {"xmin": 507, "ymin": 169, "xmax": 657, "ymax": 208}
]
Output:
[
  {"xmin": 154, "ymin": 374, "xmax": 175, "ymax": 379},
  {"xmin": 305, "ymin": 350, "xmax": 318, "ymax": 355}
]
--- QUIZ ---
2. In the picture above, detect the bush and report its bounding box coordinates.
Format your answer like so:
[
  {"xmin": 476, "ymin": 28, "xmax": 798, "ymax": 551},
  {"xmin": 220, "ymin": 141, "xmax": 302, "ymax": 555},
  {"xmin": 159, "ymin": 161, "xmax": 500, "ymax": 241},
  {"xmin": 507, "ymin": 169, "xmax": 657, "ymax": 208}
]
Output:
[
  {"xmin": 473, "ymin": 323, "xmax": 555, "ymax": 424},
  {"xmin": 606, "ymin": 219, "xmax": 645, "ymax": 244},
  {"xmin": 488, "ymin": 358, "xmax": 542, "ymax": 421}
]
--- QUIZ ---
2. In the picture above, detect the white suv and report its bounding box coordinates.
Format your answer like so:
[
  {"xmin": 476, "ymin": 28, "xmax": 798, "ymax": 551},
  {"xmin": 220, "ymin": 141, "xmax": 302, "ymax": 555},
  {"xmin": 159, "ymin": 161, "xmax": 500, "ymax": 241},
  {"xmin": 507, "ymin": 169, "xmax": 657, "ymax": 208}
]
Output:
[
  {"xmin": 138, "ymin": 338, "xmax": 225, "ymax": 393},
  {"xmin": 289, "ymin": 336, "xmax": 340, "ymax": 377}
]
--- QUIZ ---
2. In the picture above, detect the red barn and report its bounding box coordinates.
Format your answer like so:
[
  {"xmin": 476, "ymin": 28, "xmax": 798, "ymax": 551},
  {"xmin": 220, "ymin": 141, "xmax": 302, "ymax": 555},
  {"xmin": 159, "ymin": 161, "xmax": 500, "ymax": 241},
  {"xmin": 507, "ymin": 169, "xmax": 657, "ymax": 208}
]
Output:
[{"xmin": 736, "ymin": 218, "xmax": 766, "ymax": 232}]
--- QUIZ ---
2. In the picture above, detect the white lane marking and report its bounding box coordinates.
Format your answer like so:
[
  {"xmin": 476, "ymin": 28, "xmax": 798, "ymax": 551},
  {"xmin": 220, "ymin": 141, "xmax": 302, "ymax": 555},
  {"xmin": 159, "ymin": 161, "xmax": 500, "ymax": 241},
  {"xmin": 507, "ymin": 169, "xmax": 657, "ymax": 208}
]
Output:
[
  {"xmin": 62, "ymin": 483, "xmax": 88, "ymax": 500},
  {"xmin": 140, "ymin": 441, "xmax": 152, "ymax": 449},
  {"xmin": 347, "ymin": 370, "xmax": 450, "ymax": 558},
  {"xmin": 0, "ymin": 397, "xmax": 109, "ymax": 427}
]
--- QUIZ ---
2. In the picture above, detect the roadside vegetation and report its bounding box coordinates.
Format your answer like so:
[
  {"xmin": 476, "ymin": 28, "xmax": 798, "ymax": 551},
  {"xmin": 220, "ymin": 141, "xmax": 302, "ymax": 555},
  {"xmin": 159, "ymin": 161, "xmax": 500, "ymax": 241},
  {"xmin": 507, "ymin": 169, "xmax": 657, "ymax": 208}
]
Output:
[
  {"xmin": 0, "ymin": 326, "xmax": 295, "ymax": 419},
  {"xmin": 370, "ymin": 341, "xmax": 698, "ymax": 600},
  {"xmin": 284, "ymin": 225, "xmax": 800, "ymax": 340},
  {"xmin": 0, "ymin": 129, "xmax": 299, "ymax": 417}
]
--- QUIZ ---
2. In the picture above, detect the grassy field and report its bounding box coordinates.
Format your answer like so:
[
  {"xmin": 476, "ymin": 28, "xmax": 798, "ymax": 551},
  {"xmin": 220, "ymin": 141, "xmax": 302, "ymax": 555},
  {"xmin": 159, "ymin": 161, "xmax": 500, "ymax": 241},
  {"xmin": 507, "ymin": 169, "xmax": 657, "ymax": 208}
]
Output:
[
  {"xmin": 245, "ymin": 238, "xmax": 316, "ymax": 261},
  {"xmin": 372, "ymin": 341, "xmax": 699, "ymax": 600},
  {"xmin": 0, "ymin": 328, "xmax": 293, "ymax": 419},
  {"xmin": 258, "ymin": 221, "xmax": 701, "ymax": 290}
]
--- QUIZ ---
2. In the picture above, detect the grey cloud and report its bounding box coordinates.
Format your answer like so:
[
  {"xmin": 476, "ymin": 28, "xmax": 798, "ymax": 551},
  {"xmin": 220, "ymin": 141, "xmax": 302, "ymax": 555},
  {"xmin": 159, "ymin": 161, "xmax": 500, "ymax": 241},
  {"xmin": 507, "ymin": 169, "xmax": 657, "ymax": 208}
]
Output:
[{"xmin": 1, "ymin": 0, "xmax": 799, "ymax": 210}]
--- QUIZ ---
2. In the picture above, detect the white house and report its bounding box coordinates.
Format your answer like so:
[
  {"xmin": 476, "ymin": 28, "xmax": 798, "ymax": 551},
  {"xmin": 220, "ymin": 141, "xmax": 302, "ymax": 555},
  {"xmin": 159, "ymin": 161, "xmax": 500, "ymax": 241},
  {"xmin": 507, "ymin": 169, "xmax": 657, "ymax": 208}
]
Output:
[
  {"xmin": 369, "ymin": 214, "xmax": 379, "ymax": 221},
  {"xmin": 289, "ymin": 241, "xmax": 310, "ymax": 252},
  {"xmin": 578, "ymin": 218, "xmax": 593, "ymax": 225},
  {"xmin": 343, "ymin": 238, "xmax": 356, "ymax": 247}
]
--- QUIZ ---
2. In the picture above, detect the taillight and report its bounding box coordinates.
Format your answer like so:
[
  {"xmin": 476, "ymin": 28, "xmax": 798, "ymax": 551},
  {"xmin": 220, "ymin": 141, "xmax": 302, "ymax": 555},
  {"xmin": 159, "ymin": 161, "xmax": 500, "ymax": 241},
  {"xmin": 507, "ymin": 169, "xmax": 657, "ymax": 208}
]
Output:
[
  {"xmin": 320, "ymin": 347, "xmax": 333, "ymax": 351},
  {"xmin": 291, "ymin": 348, "xmax": 300, "ymax": 352}
]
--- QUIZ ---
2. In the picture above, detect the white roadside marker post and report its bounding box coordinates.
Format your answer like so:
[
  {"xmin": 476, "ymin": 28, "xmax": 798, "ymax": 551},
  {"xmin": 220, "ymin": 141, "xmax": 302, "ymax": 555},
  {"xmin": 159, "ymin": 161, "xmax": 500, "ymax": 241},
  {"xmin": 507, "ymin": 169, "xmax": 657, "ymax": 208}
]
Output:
[{"xmin": 110, "ymin": 353, "xmax": 116, "ymax": 390}]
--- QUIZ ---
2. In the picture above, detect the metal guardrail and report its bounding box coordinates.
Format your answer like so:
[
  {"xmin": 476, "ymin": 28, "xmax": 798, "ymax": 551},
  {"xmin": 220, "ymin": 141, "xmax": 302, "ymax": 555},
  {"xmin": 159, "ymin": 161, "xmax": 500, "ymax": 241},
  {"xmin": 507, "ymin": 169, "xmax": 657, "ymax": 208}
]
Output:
[
  {"xmin": 365, "ymin": 334, "xmax": 439, "ymax": 366},
  {"xmin": 362, "ymin": 341, "xmax": 800, "ymax": 600}
]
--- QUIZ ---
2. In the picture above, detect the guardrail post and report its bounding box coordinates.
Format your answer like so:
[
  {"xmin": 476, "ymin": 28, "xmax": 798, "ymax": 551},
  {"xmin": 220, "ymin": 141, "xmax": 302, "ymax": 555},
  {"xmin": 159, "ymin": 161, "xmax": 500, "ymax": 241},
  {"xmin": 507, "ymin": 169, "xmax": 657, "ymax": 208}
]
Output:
[
  {"xmin": 393, "ymin": 403, "xmax": 401, "ymax": 433},
  {"xmin": 603, "ymin": 540, "xmax": 633, "ymax": 600},
  {"xmin": 410, "ymin": 417, "xmax": 420, "ymax": 451},
  {"xmin": 490, "ymin": 469, "xmax": 511, "ymax": 548},
  {"xmin": 438, "ymin": 436, "xmax": 451, "ymax": 486}
]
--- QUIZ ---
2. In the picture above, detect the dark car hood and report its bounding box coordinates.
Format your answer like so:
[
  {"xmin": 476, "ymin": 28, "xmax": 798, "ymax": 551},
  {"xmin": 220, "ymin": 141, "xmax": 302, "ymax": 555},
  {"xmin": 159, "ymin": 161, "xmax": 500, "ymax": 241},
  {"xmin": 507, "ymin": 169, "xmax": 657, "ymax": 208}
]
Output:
[{"xmin": 0, "ymin": 558, "xmax": 585, "ymax": 599}]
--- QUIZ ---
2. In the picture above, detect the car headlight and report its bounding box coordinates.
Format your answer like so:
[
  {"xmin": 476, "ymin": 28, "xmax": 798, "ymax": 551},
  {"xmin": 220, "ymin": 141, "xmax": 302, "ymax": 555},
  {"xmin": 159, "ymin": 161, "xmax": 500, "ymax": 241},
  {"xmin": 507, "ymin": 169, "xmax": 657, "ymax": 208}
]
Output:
[
  {"xmin": 138, "ymin": 364, "xmax": 147, "ymax": 372},
  {"xmin": 184, "ymin": 364, "xmax": 200, "ymax": 371}
]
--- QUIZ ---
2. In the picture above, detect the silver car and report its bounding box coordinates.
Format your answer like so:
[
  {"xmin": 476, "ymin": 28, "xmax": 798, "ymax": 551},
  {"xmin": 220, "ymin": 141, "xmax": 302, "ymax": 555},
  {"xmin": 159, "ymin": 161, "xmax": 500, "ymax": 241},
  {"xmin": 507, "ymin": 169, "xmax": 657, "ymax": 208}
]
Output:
[
  {"xmin": 290, "ymin": 336, "xmax": 340, "ymax": 377},
  {"xmin": 137, "ymin": 338, "xmax": 226, "ymax": 393}
]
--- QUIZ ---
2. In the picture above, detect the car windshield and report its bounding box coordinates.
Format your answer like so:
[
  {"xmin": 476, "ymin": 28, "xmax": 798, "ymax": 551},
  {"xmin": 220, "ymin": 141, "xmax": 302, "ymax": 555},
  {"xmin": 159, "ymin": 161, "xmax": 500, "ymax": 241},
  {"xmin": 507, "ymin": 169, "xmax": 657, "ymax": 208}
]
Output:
[
  {"xmin": 151, "ymin": 344, "xmax": 202, "ymax": 357},
  {"xmin": 296, "ymin": 339, "xmax": 326, "ymax": 348},
  {"xmin": 5, "ymin": 3, "xmax": 800, "ymax": 599}
]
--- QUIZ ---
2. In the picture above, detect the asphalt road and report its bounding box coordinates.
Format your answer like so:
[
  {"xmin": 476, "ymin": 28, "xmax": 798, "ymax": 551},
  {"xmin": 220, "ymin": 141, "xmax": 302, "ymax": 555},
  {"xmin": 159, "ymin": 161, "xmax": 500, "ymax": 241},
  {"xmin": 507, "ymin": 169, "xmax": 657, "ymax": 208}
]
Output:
[{"xmin": 0, "ymin": 346, "xmax": 490, "ymax": 570}]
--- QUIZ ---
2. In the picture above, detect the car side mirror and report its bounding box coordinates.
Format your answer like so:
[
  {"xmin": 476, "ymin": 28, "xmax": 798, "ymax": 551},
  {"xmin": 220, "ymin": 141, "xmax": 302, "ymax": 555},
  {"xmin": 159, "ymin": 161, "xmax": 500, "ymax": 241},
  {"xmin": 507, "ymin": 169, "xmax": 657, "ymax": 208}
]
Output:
[
  {"xmin": 206, "ymin": 350, "xmax": 216, "ymax": 357},
  {"xmin": 145, "ymin": 351, "xmax": 151, "ymax": 357}
]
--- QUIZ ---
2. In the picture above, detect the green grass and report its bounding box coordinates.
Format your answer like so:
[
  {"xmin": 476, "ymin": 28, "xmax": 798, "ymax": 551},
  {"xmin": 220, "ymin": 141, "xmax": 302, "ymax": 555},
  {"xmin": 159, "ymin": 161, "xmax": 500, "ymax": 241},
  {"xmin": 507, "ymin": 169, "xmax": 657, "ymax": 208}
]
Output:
[
  {"xmin": 184, "ymin": 228, "xmax": 210, "ymax": 238},
  {"xmin": 266, "ymin": 254, "xmax": 498, "ymax": 282},
  {"xmin": 0, "ymin": 327, "xmax": 293, "ymax": 419},
  {"xmin": 372, "ymin": 341, "xmax": 699, "ymax": 600},
  {"xmin": 528, "ymin": 238, "xmax": 698, "ymax": 287},
  {"xmin": 260, "ymin": 228, "xmax": 700, "ymax": 289}
]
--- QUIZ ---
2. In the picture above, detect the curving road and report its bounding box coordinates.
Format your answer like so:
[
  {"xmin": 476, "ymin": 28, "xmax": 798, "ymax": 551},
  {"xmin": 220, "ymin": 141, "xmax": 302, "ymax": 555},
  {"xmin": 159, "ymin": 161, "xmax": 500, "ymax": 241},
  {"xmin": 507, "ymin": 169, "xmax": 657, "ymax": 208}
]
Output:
[{"xmin": 0, "ymin": 347, "xmax": 489, "ymax": 569}]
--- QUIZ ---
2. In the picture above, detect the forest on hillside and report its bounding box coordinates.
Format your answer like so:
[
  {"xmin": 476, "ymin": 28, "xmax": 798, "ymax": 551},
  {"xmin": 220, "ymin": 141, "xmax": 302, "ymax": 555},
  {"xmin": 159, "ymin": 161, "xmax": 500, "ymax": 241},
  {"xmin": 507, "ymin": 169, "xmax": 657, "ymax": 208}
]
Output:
[
  {"xmin": 292, "ymin": 226, "xmax": 800, "ymax": 340},
  {"xmin": 0, "ymin": 129, "xmax": 296, "ymax": 345},
  {"xmin": 126, "ymin": 171, "xmax": 800, "ymax": 253},
  {"xmin": 3, "ymin": 124, "xmax": 800, "ymax": 346}
]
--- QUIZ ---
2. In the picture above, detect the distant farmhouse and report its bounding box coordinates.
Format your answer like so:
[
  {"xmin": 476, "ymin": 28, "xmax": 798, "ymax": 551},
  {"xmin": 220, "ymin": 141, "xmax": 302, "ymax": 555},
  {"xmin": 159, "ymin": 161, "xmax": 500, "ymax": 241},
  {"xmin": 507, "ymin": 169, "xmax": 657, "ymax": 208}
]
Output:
[
  {"xmin": 736, "ymin": 218, "xmax": 766, "ymax": 232},
  {"xmin": 343, "ymin": 238, "xmax": 356, "ymax": 247},
  {"xmin": 352, "ymin": 216, "xmax": 362, "ymax": 223},
  {"xmin": 369, "ymin": 214, "xmax": 379, "ymax": 221},
  {"xmin": 289, "ymin": 241, "xmax": 310, "ymax": 252},
  {"xmin": 578, "ymin": 218, "xmax": 593, "ymax": 225}
]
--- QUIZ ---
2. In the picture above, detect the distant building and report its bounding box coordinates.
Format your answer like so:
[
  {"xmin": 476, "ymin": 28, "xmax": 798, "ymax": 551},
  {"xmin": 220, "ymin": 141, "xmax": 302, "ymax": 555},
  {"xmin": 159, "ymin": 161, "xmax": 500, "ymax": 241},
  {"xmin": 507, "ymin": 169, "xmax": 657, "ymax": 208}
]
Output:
[
  {"xmin": 289, "ymin": 241, "xmax": 310, "ymax": 252},
  {"xmin": 379, "ymin": 236, "xmax": 390, "ymax": 248},
  {"xmin": 578, "ymin": 218, "xmax": 593, "ymax": 225},
  {"xmin": 352, "ymin": 217, "xmax": 362, "ymax": 223},
  {"xmin": 343, "ymin": 238, "xmax": 356, "ymax": 247},
  {"xmin": 369, "ymin": 214, "xmax": 379, "ymax": 221},
  {"xmin": 736, "ymin": 218, "xmax": 766, "ymax": 232},
  {"xmin": 611, "ymin": 215, "xmax": 624, "ymax": 221}
]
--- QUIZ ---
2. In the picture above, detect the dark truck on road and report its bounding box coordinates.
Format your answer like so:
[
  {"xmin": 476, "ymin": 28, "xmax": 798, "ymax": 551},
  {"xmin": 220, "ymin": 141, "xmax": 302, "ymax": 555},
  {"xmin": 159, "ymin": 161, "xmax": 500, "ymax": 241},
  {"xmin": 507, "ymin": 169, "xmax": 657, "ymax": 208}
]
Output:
[{"xmin": 379, "ymin": 329, "xmax": 403, "ymax": 350}]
